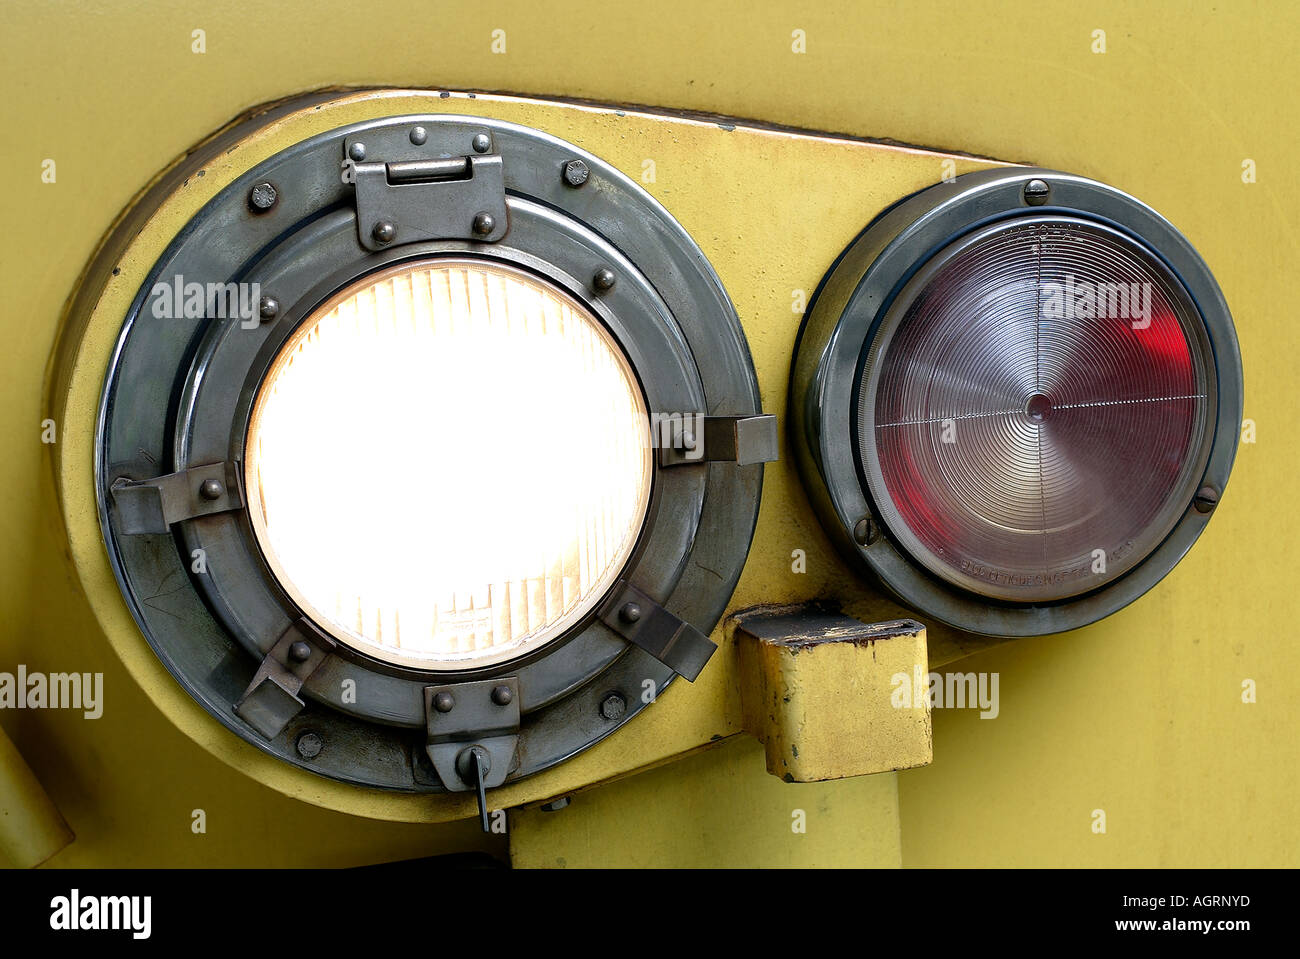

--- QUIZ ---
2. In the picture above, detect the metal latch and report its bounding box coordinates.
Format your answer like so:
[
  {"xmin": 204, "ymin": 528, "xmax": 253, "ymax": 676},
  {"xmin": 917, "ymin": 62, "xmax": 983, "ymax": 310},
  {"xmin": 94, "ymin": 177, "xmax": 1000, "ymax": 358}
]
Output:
[
  {"xmin": 109, "ymin": 462, "xmax": 243, "ymax": 534},
  {"xmin": 599, "ymin": 581, "xmax": 717, "ymax": 681},
  {"xmin": 658, "ymin": 414, "xmax": 780, "ymax": 467},
  {"xmin": 424, "ymin": 677, "xmax": 521, "ymax": 831},
  {"xmin": 344, "ymin": 132, "xmax": 509, "ymax": 251},
  {"xmin": 233, "ymin": 619, "xmax": 336, "ymax": 740}
]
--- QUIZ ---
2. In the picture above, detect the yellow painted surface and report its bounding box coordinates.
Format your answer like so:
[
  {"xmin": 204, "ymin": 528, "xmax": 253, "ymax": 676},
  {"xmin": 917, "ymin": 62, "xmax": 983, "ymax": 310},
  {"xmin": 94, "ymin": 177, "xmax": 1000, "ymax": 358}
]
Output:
[
  {"xmin": 736, "ymin": 614, "xmax": 931, "ymax": 781},
  {"xmin": 509, "ymin": 736, "xmax": 902, "ymax": 868},
  {"xmin": 0, "ymin": 1, "xmax": 1292, "ymax": 865},
  {"xmin": 0, "ymin": 725, "xmax": 74, "ymax": 868}
]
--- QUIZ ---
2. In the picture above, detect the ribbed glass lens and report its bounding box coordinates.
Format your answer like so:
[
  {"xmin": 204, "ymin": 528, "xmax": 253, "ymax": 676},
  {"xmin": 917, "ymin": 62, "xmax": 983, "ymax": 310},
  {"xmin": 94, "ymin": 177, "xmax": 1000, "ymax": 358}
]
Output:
[
  {"xmin": 245, "ymin": 259, "xmax": 652, "ymax": 669},
  {"xmin": 858, "ymin": 217, "xmax": 1213, "ymax": 602}
]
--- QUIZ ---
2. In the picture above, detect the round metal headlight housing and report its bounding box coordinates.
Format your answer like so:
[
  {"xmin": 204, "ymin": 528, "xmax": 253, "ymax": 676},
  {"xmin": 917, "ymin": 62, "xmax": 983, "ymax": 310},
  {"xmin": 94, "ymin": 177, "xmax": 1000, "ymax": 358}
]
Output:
[
  {"xmin": 791, "ymin": 168, "xmax": 1242, "ymax": 636},
  {"xmin": 94, "ymin": 106, "xmax": 773, "ymax": 801}
]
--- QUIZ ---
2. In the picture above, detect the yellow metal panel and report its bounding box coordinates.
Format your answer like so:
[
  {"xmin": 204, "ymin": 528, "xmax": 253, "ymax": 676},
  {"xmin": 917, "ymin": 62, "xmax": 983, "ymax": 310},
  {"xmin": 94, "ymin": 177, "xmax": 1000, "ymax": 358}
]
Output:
[
  {"xmin": 735, "ymin": 611, "xmax": 932, "ymax": 781},
  {"xmin": 0, "ymin": 725, "xmax": 74, "ymax": 868},
  {"xmin": 0, "ymin": 0, "xmax": 1292, "ymax": 865},
  {"xmin": 509, "ymin": 736, "xmax": 903, "ymax": 868}
]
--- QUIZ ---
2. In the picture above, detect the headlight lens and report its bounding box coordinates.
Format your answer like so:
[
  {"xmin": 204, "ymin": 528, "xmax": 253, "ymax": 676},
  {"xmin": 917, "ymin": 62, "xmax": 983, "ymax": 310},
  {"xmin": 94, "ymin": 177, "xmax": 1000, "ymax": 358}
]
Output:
[{"xmin": 246, "ymin": 258, "xmax": 653, "ymax": 670}]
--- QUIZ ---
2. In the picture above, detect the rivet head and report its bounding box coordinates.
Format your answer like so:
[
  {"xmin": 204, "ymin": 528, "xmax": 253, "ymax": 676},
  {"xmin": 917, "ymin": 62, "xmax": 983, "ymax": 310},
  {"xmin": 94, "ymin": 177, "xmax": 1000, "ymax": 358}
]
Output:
[
  {"xmin": 348, "ymin": 142, "xmax": 366, "ymax": 162},
  {"xmin": 1193, "ymin": 486, "xmax": 1220, "ymax": 514},
  {"xmin": 199, "ymin": 478, "xmax": 224, "ymax": 501},
  {"xmin": 471, "ymin": 133, "xmax": 492, "ymax": 154},
  {"xmin": 295, "ymin": 731, "xmax": 323, "ymax": 759},
  {"xmin": 562, "ymin": 159, "xmax": 590, "ymax": 187},
  {"xmin": 259, "ymin": 296, "xmax": 279, "ymax": 321},
  {"xmin": 372, "ymin": 220, "xmax": 396, "ymax": 244},
  {"xmin": 600, "ymin": 693, "xmax": 627, "ymax": 721},
  {"xmin": 593, "ymin": 268, "xmax": 616, "ymax": 293},
  {"xmin": 433, "ymin": 691, "xmax": 455, "ymax": 713},
  {"xmin": 490, "ymin": 684, "xmax": 513, "ymax": 706},
  {"xmin": 619, "ymin": 602, "xmax": 641, "ymax": 624},
  {"xmin": 409, "ymin": 126, "xmax": 428, "ymax": 145},
  {"xmin": 248, "ymin": 181, "xmax": 277, "ymax": 212},
  {"xmin": 472, "ymin": 211, "xmax": 496, "ymax": 236},
  {"xmin": 1023, "ymin": 178, "xmax": 1051, "ymax": 205},
  {"xmin": 288, "ymin": 641, "xmax": 311, "ymax": 663},
  {"xmin": 853, "ymin": 516, "xmax": 877, "ymax": 546}
]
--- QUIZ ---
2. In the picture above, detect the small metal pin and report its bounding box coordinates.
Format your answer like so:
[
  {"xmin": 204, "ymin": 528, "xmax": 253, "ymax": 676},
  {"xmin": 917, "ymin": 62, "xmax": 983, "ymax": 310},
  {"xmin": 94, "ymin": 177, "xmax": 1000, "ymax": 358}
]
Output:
[
  {"xmin": 348, "ymin": 142, "xmax": 367, "ymax": 162},
  {"xmin": 619, "ymin": 602, "xmax": 641, "ymax": 624},
  {"xmin": 490, "ymin": 684, "xmax": 513, "ymax": 706},
  {"xmin": 199, "ymin": 478, "xmax": 224, "ymax": 501},
  {"xmin": 248, "ymin": 182, "xmax": 277, "ymax": 212},
  {"xmin": 258, "ymin": 296, "xmax": 279, "ymax": 321},
  {"xmin": 372, "ymin": 220, "xmax": 396, "ymax": 244},
  {"xmin": 296, "ymin": 731, "xmax": 323, "ymax": 759},
  {"xmin": 593, "ymin": 268, "xmax": 616, "ymax": 293},
  {"xmin": 288, "ymin": 641, "xmax": 311, "ymax": 663},
  {"xmin": 472, "ymin": 211, "xmax": 496, "ymax": 236},
  {"xmin": 433, "ymin": 691, "xmax": 455, "ymax": 713},
  {"xmin": 471, "ymin": 133, "xmax": 492, "ymax": 154},
  {"xmin": 409, "ymin": 126, "xmax": 428, "ymax": 146}
]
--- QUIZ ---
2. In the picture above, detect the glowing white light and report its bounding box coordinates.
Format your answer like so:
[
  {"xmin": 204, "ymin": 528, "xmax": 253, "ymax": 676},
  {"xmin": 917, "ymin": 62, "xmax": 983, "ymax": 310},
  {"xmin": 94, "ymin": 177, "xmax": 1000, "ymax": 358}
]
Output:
[{"xmin": 245, "ymin": 259, "xmax": 653, "ymax": 670}]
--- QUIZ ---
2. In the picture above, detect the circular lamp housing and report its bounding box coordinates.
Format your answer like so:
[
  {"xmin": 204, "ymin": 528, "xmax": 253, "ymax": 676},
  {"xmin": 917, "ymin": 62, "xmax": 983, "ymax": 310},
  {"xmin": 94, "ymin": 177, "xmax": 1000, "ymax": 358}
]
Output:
[
  {"xmin": 93, "ymin": 107, "xmax": 766, "ymax": 794},
  {"xmin": 791, "ymin": 168, "xmax": 1242, "ymax": 636}
]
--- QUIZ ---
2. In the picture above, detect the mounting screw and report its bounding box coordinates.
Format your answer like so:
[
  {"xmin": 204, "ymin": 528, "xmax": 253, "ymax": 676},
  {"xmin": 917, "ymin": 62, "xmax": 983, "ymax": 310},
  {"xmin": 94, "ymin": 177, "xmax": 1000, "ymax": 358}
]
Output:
[
  {"xmin": 490, "ymin": 684, "xmax": 513, "ymax": 706},
  {"xmin": 295, "ymin": 731, "xmax": 323, "ymax": 759},
  {"xmin": 853, "ymin": 516, "xmax": 877, "ymax": 546},
  {"xmin": 433, "ymin": 691, "xmax": 455, "ymax": 713},
  {"xmin": 1023, "ymin": 178, "xmax": 1051, "ymax": 206},
  {"xmin": 248, "ymin": 181, "xmax": 277, "ymax": 213},
  {"xmin": 372, "ymin": 220, "xmax": 396, "ymax": 244},
  {"xmin": 259, "ymin": 296, "xmax": 279, "ymax": 321},
  {"xmin": 288, "ymin": 641, "xmax": 311, "ymax": 663},
  {"xmin": 1193, "ymin": 486, "xmax": 1220, "ymax": 513},
  {"xmin": 619, "ymin": 602, "xmax": 641, "ymax": 624},
  {"xmin": 539, "ymin": 796, "xmax": 571, "ymax": 812},
  {"xmin": 472, "ymin": 211, "xmax": 496, "ymax": 236},
  {"xmin": 562, "ymin": 159, "xmax": 590, "ymax": 187},
  {"xmin": 199, "ymin": 478, "xmax": 224, "ymax": 501},
  {"xmin": 409, "ymin": 126, "xmax": 428, "ymax": 146},
  {"xmin": 593, "ymin": 267, "xmax": 616, "ymax": 293},
  {"xmin": 600, "ymin": 693, "xmax": 627, "ymax": 721},
  {"xmin": 348, "ymin": 142, "xmax": 366, "ymax": 162},
  {"xmin": 471, "ymin": 133, "xmax": 492, "ymax": 154}
]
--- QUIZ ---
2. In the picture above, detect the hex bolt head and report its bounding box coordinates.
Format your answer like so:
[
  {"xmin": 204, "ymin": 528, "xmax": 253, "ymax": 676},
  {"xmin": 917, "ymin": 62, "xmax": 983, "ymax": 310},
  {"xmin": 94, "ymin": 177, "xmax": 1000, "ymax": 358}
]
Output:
[
  {"xmin": 296, "ymin": 731, "xmax": 323, "ymax": 759},
  {"xmin": 472, "ymin": 211, "xmax": 496, "ymax": 236},
  {"xmin": 348, "ymin": 142, "xmax": 367, "ymax": 162},
  {"xmin": 409, "ymin": 126, "xmax": 428, "ymax": 146},
  {"xmin": 259, "ymin": 296, "xmax": 280, "ymax": 321},
  {"xmin": 288, "ymin": 641, "xmax": 312, "ymax": 663},
  {"xmin": 198, "ymin": 478, "xmax": 224, "ymax": 501},
  {"xmin": 619, "ymin": 602, "xmax": 641, "ymax": 624},
  {"xmin": 372, "ymin": 220, "xmax": 396, "ymax": 244},
  {"xmin": 593, "ymin": 267, "xmax": 617, "ymax": 293},
  {"xmin": 600, "ymin": 693, "xmax": 627, "ymax": 721},
  {"xmin": 471, "ymin": 133, "xmax": 492, "ymax": 154},
  {"xmin": 562, "ymin": 159, "xmax": 590, "ymax": 187},
  {"xmin": 853, "ymin": 516, "xmax": 877, "ymax": 546},
  {"xmin": 490, "ymin": 684, "xmax": 513, "ymax": 706},
  {"xmin": 248, "ymin": 181, "xmax": 278, "ymax": 212},
  {"xmin": 1193, "ymin": 486, "xmax": 1220, "ymax": 513},
  {"xmin": 1023, "ymin": 178, "xmax": 1051, "ymax": 206},
  {"xmin": 433, "ymin": 691, "xmax": 455, "ymax": 713}
]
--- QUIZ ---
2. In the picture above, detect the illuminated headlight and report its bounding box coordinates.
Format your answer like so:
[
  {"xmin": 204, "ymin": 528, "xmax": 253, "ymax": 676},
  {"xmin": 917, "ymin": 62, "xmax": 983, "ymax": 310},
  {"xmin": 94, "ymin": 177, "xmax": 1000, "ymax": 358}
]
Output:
[
  {"xmin": 792, "ymin": 169, "xmax": 1242, "ymax": 636},
  {"xmin": 246, "ymin": 260, "xmax": 653, "ymax": 670}
]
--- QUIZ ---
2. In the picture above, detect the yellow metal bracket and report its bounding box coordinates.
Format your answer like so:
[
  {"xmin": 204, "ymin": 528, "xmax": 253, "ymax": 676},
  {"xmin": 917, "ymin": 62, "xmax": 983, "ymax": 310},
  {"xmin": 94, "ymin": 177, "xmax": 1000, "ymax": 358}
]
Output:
[{"xmin": 735, "ymin": 606, "xmax": 932, "ymax": 782}]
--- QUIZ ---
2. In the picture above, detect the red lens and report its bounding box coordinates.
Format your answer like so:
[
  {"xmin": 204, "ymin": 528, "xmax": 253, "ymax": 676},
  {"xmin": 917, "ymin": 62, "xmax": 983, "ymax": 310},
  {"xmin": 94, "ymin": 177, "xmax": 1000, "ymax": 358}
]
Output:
[{"xmin": 859, "ymin": 217, "xmax": 1213, "ymax": 602}]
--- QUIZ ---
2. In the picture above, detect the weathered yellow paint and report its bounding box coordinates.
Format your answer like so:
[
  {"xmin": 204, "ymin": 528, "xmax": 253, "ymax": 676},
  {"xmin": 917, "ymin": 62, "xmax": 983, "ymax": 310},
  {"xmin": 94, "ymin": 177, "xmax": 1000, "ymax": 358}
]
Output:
[
  {"xmin": 0, "ymin": 725, "xmax": 74, "ymax": 868},
  {"xmin": 509, "ymin": 736, "xmax": 903, "ymax": 868},
  {"xmin": 735, "ymin": 610, "xmax": 932, "ymax": 781},
  {"xmin": 0, "ymin": 1, "xmax": 1292, "ymax": 866}
]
